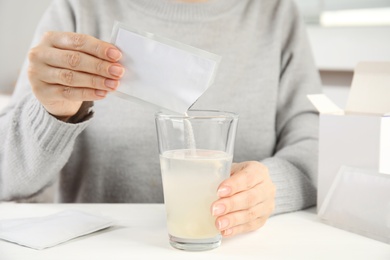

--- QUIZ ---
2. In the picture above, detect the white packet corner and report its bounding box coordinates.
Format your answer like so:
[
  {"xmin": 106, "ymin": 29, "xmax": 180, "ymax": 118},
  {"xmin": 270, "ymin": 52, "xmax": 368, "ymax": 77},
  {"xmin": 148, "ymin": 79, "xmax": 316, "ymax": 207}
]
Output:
[
  {"xmin": 319, "ymin": 166, "xmax": 390, "ymax": 244},
  {"xmin": 0, "ymin": 210, "xmax": 115, "ymax": 250},
  {"xmin": 110, "ymin": 21, "xmax": 221, "ymax": 114}
]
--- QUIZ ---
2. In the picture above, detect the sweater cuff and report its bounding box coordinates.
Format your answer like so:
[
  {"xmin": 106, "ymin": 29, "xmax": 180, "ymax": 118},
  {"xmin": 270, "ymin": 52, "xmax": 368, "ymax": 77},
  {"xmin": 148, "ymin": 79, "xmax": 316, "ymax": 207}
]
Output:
[
  {"xmin": 26, "ymin": 97, "xmax": 91, "ymax": 153},
  {"xmin": 261, "ymin": 157, "xmax": 317, "ymax": 215}
]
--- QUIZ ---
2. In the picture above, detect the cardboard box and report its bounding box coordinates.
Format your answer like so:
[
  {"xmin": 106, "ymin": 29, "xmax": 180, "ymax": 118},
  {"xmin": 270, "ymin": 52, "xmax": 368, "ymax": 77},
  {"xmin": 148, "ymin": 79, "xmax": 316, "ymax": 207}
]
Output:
[{"xmin": 308, "ymin": 61, "xmax": 390, "ymax": 210}]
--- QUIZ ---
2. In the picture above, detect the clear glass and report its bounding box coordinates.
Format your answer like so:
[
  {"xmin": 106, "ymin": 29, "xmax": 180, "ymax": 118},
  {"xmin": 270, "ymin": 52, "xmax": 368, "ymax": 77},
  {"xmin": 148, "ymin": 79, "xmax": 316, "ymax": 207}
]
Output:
[{"xmin": 155, "ymin": 110, "xmax": 238, "ymax": 251}]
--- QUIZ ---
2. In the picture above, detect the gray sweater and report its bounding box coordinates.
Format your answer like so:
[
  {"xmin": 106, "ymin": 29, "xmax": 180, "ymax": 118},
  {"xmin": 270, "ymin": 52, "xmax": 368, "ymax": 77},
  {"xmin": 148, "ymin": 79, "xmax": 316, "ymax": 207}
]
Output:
[{"xmin": 0, "ymin": 0, "xmax": 321, "ymax": 214}]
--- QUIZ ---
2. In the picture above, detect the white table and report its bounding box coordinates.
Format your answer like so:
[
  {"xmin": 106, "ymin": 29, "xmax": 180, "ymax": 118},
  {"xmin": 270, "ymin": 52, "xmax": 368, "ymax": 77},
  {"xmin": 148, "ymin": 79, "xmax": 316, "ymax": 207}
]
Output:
[{"xmin": 0, "ymin": 204, "xmax": 389, "ymax": 260}]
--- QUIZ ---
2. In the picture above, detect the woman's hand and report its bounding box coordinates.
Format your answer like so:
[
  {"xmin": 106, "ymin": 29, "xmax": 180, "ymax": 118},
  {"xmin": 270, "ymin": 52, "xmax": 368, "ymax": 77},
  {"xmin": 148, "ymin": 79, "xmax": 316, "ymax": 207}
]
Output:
[
  {"xmin": 28, "ymin": 31, "xmax": 124, "ymax": 120},
  {"xmin": 211, "ymin": 161, "xmax": 276, "ymax": 237}
]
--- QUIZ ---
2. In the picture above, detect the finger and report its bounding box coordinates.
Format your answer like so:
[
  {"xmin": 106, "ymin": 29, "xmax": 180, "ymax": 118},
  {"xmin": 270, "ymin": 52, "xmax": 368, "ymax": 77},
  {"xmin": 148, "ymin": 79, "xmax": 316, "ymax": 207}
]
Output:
[
  {"xmin": 217, "ymin": 161, "xmax": 267, "ymax": 197},
  {"xmin": 42, "ymin": 48, "xmax": 124, "ymax": 79},
  {"xmin": 221, "ymin": 217, "xmax": 268, "ymax": 238},
  {"xmin": 40, "ymin": 83, "xmax": 108, "ymax": 102},
  {"xmin": 215, "ymin": 202, "xmax": 266, "ymax": 232},
  {"xmin": 40, "ymin": 67, "xmax": 120, "ymax": 91},
  {"xmin": 212, "ymin": 184, "xmax": 264, "ymax": 216},
  {"xmin": 42, "ymin": 31, "xmax": 122, "ymax": 62},
  {"xmin": 215, "ymin": 204, "xmax": 263, "ymax": 231}
]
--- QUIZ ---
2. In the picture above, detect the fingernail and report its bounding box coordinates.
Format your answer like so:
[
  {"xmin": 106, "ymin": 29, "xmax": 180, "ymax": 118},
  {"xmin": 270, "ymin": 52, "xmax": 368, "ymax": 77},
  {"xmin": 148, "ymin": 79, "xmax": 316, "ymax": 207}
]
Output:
[
  {"xmin": 222, "ymin": 228, "xmax": 233, "ymax": 236},
  {"xmin": 212, "ymin": 204, "xmax": 226, "ymax": 216},
  {"xmin": 217, "ymin": 186, "xmax": 231, "ymax": 197},
  {"xmin": 107, "ymin": 48, "xmax": 122, "ymax": 61},
  {"xmin": 217, "ymin": 218, "xmax": 229, "ymax": 230},
  {"xmin": 105, "ymin": 79, "xmax": 118, "ymax": 89},
  {"xmin": 95, "ymin": 90, "xmax": 107, "ymax": 97},
  {"xmin": 109, "ymin": 65, "xmax": 124, "ymax": 77}
]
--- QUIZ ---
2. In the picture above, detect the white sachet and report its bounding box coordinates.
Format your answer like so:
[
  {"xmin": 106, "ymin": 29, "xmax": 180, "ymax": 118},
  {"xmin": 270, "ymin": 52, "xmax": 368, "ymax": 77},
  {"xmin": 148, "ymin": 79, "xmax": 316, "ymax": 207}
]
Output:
[
  {"xmin": 111, "ymin": 21, "xmax": 221, "ymax": 114},
  {"xmin": 0, "ymin": 210, "xmax": 115, "ymax": 250},
  {"xmin": 319, "ymin": 166, "xmax": 390, "ymax": 244}
]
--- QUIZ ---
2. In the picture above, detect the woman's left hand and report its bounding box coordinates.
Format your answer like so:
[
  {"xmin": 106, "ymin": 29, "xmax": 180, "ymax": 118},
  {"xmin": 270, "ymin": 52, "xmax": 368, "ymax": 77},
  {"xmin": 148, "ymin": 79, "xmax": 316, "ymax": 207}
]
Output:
[{"xmin": 211, "ymin": 161, "xmax": 276, "ymax": 237}]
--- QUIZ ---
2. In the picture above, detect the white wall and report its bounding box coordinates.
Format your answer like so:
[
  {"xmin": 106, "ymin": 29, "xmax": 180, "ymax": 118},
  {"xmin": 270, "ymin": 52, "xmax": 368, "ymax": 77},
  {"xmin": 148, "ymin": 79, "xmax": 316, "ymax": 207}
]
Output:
[
  {"xmin": 0, "ymin": 0, "xmax": 52, "ymax": 93},
  {"xmin": 308, "ymin": 25, "xmax": 390, "ymax": 108}
]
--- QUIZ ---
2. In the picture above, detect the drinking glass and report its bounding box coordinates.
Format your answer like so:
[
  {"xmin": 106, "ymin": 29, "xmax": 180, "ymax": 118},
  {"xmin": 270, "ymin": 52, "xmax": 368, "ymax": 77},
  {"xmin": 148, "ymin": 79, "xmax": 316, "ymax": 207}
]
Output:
[{"xmin": 155, "ymin": 110, "xmax": 238, "ymax": 251}]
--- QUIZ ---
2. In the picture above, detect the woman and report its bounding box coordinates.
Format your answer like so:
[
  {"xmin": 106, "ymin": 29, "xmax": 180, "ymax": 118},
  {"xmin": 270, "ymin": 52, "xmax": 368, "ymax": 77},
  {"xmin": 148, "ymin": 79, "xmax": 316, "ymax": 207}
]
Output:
[{"xmin": 0, "ymin": 0, "xmax": 321, "ymax": 238}]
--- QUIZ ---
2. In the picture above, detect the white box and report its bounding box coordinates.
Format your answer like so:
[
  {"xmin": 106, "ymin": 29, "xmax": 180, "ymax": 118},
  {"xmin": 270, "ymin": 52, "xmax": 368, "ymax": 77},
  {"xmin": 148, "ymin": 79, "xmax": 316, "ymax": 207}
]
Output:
[{"xmin": 308, "ymin": 61, "xmax": 390, "ymax": 210}]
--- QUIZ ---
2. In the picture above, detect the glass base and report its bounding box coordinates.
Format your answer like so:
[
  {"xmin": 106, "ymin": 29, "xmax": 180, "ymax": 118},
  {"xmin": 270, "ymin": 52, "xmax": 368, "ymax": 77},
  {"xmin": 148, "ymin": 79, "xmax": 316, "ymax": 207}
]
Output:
[{"xmin": 169, "ymin": 234, "xmax": 221, "ymax": 251}]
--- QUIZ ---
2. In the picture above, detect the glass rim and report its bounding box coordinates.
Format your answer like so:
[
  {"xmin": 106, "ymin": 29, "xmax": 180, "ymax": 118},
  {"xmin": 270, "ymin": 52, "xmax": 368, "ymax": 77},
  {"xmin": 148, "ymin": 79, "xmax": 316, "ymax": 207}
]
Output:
[{"xmin": 155, "ymin": 109, "xmax": 239, "ymax": 119}]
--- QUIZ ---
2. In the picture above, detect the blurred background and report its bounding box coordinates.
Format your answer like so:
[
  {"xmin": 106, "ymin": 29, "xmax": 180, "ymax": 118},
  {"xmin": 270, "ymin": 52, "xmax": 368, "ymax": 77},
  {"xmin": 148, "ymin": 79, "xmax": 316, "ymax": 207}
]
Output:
[{"xmin": 295, "ymin": 0, "xmax": 390, "ymax": 108}]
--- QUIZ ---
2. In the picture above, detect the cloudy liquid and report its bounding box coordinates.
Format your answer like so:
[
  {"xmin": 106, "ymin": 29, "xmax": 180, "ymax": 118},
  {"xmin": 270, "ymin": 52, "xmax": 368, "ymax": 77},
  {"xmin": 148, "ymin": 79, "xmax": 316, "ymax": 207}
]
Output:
[{"xmin": 160, "ymin": 149, "xmax": 232, "ymax": 239}]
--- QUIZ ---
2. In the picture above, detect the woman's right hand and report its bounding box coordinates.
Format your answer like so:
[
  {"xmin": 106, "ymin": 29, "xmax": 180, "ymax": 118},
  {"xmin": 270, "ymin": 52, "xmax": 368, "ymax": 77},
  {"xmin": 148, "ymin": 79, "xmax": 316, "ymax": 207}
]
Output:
[{"xmin": 28, "ymin": 31, "xmax": 124, "ymax": 121}]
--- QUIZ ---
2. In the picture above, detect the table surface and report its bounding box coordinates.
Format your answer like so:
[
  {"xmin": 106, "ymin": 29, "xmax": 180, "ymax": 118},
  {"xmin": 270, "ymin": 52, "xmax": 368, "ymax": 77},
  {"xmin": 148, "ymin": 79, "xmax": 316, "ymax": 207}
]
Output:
[{"xmin": 0, "ymin": 204, "xmax": 389, "ymax": 260}]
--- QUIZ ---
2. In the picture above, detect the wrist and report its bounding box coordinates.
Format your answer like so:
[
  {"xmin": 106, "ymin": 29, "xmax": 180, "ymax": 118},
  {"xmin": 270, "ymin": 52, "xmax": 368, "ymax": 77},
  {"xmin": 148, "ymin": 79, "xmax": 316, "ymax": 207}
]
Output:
[{"xmin": 53, "ymin": 101, "xmax": 94, "ymax": 123}]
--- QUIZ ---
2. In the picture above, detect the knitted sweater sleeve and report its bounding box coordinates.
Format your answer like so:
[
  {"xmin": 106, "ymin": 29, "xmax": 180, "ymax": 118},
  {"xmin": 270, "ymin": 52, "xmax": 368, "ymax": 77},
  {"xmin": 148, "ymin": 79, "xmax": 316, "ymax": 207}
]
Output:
[
  {"xmin": 261, "ymin": 1, "xmax": 322, "ymax": 215},
  {"xmin": 0, "ymin": 0, "xmax": 90, "ymax": 201}
]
